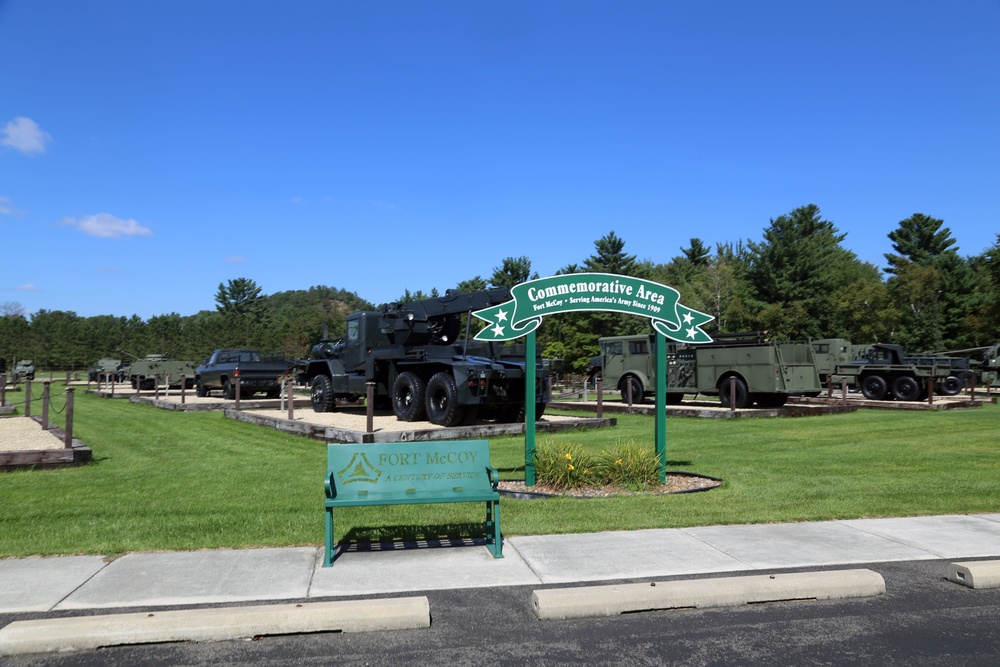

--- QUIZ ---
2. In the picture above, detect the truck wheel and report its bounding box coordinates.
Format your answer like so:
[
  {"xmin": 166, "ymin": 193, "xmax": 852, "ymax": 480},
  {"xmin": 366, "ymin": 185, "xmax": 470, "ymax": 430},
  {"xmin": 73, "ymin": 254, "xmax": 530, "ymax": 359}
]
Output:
[
  {"xmin": 222, "ymin": 380, "xmax": 235, "ymax": 400},
  {"xmin": 196, "ymin": 382, "xmax": 209, "ymax": 397},
  {"xmin": 937, "ymin": 376, "xmax": 962, "ymax": 396},
  {"xmin": 392, "ymin": 372, "xmax": 427, "ymax": 421},
  {"xmin": 310, "ymin": 375, "xmax": 336, "ymax": 412},
  {"xmin": 620, "ymin": 376, "xmax": 644, "ymax": 404},
  {"xmin": 425, "ymin": 372, "xmax": 464, "ymax": 427},
  {"xmin": 860, "ymin": 374, "xmax": 888, "ymax": 400},
  {"xmin": 719, "ymin": 377, "xmax": 749, "ymax": 409},
  {"xmin": 891, "ymin": 376, "xmax": 921, "ymax": 401}
]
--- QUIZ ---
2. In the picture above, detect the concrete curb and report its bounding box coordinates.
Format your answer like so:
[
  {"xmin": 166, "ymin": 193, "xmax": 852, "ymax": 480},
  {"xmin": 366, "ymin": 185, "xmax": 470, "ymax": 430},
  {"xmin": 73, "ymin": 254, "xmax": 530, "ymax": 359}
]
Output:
[
  {"xmin": 532, "ymin": 569, "xmax": 885, "ymax": 620},
  {"xmin": 948, "ymin": 560, "xmax": 1000, "ymax": 589},
  {"xmin": 0, "ymin": 597, "xmax": 430, "ymax": 656}
]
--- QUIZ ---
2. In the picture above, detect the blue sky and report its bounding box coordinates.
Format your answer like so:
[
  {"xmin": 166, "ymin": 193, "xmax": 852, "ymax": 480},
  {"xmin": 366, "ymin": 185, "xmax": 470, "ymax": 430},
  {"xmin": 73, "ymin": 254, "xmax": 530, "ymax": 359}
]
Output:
[{"xmin": 2, "ymin": 1, "xmax": 998, "ymax": 319}]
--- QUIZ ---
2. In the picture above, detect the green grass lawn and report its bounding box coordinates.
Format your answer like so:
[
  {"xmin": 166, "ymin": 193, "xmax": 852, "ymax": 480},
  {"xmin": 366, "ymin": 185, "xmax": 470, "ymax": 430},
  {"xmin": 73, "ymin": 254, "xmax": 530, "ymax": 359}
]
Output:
[{"xmin": 2, "ymin": 387, "xmax": 999, "ymax": 558}]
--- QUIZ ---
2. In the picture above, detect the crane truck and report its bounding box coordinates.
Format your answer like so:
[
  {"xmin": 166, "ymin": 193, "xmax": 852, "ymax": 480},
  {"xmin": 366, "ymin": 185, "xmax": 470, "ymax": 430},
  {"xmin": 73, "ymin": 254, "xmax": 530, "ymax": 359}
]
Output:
[{"xmin": 298, "ymin": 288, "xmax": 550, "ymax": 427}]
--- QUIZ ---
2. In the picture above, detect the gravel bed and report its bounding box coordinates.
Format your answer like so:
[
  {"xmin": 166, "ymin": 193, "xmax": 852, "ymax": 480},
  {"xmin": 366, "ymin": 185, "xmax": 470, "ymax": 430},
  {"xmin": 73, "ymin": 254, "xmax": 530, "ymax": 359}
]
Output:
[{"xmin": 0, "ymin": 416, "xmax": 66, "ymax": 452}]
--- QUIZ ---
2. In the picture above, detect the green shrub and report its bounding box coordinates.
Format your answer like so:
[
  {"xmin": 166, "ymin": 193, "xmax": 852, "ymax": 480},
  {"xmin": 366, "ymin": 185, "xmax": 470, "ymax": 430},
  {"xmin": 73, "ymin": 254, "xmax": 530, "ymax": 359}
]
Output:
[
  {"xmin": 532, "ymin": 443, "xmax": 597, "ymax": 490},
  {"xmin": 592, "ymin": 440, "xmax": 662, "ymax": 490},
  {"xmin": 534, "ymin": 439, "xmax": 662, "ymax": 491}
]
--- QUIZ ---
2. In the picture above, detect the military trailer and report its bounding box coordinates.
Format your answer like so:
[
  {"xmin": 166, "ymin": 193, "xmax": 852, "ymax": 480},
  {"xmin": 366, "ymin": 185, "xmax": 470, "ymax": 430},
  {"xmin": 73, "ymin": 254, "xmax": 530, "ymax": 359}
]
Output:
[
  {"xmin": 597, "ymin": 331, "xmax": 822, "ymax": 409},
  {"xmin": 298, "ymin": 288, "xmax": 551, "ymax": 427},
  {"xmin": 122, "ymin": 354, "xmax": 197, "ymax": 390}
]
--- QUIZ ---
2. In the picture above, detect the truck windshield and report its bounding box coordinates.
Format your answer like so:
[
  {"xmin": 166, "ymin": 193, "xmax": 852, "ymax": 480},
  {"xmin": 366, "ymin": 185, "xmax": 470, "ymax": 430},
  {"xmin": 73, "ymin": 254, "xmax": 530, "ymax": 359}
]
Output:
[{"xmin": 347, "ymin": 320, "xmax": 359, "ymax": 344}]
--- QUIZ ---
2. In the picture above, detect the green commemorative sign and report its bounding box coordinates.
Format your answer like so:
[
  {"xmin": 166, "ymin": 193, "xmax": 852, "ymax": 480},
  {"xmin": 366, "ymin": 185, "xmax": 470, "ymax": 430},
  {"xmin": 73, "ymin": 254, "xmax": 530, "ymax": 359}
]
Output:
[{"xmin": 472, "ymin": 272, "xmax": 714, "ymax": 343}]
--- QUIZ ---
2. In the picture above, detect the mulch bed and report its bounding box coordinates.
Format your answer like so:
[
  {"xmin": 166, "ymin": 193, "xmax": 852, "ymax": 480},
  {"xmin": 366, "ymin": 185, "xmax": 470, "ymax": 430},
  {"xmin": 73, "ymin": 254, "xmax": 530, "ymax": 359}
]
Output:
[{"xmin": 498, "ymin": 473, "xmax": 721, "ymax": 498}]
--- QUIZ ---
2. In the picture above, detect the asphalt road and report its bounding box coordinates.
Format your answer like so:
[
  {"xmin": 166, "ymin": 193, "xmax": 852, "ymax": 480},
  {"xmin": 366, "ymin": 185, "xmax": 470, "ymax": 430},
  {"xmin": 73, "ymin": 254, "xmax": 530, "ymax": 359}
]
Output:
[{"xmin": 5, "ymin": 560, "xmax": 1000, "ymax": 666}]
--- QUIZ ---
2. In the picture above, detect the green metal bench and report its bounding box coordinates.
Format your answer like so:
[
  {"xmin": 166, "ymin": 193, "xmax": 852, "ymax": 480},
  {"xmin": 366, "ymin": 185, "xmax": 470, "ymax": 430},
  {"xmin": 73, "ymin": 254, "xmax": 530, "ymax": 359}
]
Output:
[{"xmin": 323, "ymin": 439, "xmax": 503, "ymax": 567}]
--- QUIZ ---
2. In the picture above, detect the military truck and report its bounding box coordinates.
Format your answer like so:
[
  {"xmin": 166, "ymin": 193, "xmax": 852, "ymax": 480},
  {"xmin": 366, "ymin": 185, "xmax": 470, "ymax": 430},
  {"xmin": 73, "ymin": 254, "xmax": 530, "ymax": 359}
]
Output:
[
  {"xmin": 121, "ymin": 353, "xmax": 197, "ymax": 390},
  {"xmin": 10, "ymin": 359, "xmax": 35, "ymax": 383},
  {"xmin": 298, "ymin": 288, "xmax": 551, "ymax": 427},
  {"xmin": 195, "ymin": 349, "xmax": 292, "ymax": 399},
  {"xmin": 811, "ymin": 339, "xmax": 954, "ymax": 401},
  {"xmin": 596, "ymin": 331, "xmax": 822, "ymax": 409}
]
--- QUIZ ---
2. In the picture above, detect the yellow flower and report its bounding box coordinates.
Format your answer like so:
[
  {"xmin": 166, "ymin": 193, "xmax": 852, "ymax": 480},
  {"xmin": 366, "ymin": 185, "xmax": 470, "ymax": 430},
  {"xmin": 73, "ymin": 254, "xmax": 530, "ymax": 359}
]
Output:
[
  {"xmin": 583, "ymin": 469, "xmax": 589, "ymax": 475},
  {"xmin": 564, "ymin": 453, "xmax": 572, "ymax": 461},
  {"xmin": 616, "ymin": 459, "xmax": 623, "ymax": 466},
  {"xmin": 567, "ymin": 464, "xmax": 575, "ymax": 471}
]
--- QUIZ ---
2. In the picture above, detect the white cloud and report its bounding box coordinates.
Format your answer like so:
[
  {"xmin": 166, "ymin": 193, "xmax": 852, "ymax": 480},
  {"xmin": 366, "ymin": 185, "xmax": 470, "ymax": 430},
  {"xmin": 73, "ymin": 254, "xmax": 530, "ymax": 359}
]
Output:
[
  {"xmin": 2, "ymin": 117, "xmax": 51, "ymax": 155},
  {"xmin": 0, "ymin": 196, "xmax": 12, "ymax": 215},
  {"xmin": 13, "ymin": 283, "xmax": 39, "ymax": 292},
  {"xmin": 225, "ymin": 256, "xmax": 246, "ymax": 263},
  {"xmin": 63, "ymin": 213, "xmax": 154, "ymax": 239}
]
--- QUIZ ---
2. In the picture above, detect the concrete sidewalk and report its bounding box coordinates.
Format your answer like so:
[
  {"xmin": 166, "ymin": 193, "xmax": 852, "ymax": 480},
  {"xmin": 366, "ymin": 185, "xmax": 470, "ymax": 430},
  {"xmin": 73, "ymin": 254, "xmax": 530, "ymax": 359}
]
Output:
[{"xmin": 4, "ymin": 513, "xmax": 1000, "ymax": 615}]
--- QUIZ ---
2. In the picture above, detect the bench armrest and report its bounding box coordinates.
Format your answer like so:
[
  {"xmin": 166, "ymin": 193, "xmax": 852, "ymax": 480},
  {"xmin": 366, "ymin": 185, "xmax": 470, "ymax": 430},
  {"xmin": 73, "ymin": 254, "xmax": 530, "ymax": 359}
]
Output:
[
  {"xmin": 486, "ymin": 465, "xmax": 500, "ymax": 491},
  {"xmin": 324, "ymin": 473, "xmax": 335, "ymax": 499}
]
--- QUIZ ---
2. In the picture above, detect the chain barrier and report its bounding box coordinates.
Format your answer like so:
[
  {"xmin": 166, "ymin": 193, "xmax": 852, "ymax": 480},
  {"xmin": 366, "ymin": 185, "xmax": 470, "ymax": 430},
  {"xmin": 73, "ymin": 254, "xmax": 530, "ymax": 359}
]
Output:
[{"xmin": 0, "ymin": 386, "xmax": 71, "ymax": 413}]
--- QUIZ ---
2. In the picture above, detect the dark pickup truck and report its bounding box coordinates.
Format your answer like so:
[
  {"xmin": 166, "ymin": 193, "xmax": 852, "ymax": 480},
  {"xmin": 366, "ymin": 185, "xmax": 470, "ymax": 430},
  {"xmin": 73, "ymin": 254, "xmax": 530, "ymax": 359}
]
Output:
[{"xmin": 195, "ymin": 349, "xmax": 293, "ymax": 399}]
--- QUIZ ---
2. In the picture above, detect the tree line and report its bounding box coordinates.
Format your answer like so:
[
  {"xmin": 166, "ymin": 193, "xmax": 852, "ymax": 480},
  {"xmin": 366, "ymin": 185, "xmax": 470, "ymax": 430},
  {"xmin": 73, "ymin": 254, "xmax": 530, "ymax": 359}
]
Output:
[{"xmin": 2, "ymin": 205, "xmax": 998, "ymax": 374}]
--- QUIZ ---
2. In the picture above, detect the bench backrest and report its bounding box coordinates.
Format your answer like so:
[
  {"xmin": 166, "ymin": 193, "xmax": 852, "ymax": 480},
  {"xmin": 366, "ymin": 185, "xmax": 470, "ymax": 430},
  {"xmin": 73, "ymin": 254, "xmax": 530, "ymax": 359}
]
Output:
[{"xmin": 326, "ymin": 440, "xmax": 494, "ymax": 501}]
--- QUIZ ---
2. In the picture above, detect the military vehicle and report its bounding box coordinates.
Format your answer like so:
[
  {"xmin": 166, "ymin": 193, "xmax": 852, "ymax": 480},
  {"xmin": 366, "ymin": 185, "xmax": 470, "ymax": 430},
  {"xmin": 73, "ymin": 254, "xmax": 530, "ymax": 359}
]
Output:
[
  {"xmin": 195, "ymin": 349, "xmax": 292, "ymax": 399},
  {"xmin": 121, "ymin": 353, "xmax": 197, "ymax": 390},
  {"xmin": 88, "ymin": 357, "xmax": 127, "ymax": 383},
  {"xmin": 298, "ymin": 288, "xmax": 551, "ymax": 427},
  {"xmin": 595, "ymin": 331, "xmax": 822, "ymax": 409},
  {"xmin": 811, "ymin": 339, "xmax": 955, "ymax": 401},
  {"xmin": 10, "ymin": 359, "xmax": 35, "ymax": 383}
]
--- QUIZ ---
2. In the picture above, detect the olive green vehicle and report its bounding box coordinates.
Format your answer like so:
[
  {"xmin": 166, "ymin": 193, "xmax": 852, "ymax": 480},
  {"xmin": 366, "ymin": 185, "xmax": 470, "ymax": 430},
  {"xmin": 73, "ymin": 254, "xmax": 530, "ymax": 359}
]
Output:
[
  {"xmin": 87, "ymin": 357, "xmax": 128, "ymax": 382},
  {"xmin": 9, "ymin": 359, "xmax": 35, "ymax": 383},
  {"xmin": 121, "ymin": 353, "xmax": 196, "ymax": 390},
  {"xmin": 811, "ymin": 339, "xmax": 992, "ymax": 400},
  {"xmin": 597, "ymin": 331, "xmax": 822, "ymax": 409}
]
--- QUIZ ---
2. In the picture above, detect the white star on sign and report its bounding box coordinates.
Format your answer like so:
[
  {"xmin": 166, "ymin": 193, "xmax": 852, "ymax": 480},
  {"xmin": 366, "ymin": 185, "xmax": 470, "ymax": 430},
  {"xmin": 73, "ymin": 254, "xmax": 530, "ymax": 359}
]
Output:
[
  {"xmin": 686, "ymin": 327, "xmax": 698, "ymax": 339},
  {"xmin": 683, "ymin": 312, "xmax": 694, "ymax": 325},
  {"xmin": 492, "ymin": 323, "xmax": 506, "ymax": 337},
  {"xmin": 495, "ymin": 308, "xmax": 508, "ymax": 322}
]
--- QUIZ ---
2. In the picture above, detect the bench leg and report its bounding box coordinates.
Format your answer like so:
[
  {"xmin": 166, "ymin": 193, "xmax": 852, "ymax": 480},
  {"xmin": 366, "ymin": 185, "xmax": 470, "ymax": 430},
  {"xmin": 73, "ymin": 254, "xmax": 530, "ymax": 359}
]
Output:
[
  {"xmin": 485, "ymin": 499, "xmax": 503, "ymax": 558},
  {"xmin": 323, "ymin": 507, "xmax": 335, "ymax": 567}
]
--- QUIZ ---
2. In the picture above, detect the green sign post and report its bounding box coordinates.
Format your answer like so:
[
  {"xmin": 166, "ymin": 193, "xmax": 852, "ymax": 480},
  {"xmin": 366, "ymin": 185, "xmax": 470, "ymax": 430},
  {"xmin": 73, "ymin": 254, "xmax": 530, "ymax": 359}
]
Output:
[{"xmin": 472, "ymin": 273, "xmax": 714, "ymax": 486}]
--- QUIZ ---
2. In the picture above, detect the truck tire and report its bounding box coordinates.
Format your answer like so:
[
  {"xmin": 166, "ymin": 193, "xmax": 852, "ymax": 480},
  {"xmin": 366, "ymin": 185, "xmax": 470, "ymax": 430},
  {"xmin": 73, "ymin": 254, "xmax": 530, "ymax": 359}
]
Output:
[
  {"xmin": 426, "ymin": 372, "xmax": 464, "ymax": 427},
  {"xmin": 392, "ymin": 371, "xmax": 427, "ymax": 421},
  {"xmin": 937, "ymin": 376, "xmax": 962, "ymax": 396},
  {"xmin": 310, "ymin": 375, "xmax": 336, "ymax": 412},
  {"xmin": 891, "ymin": 375, "xmax": 921, "ymax": 401},
  {"xmin": 860, "ymin": 374, "xmax": 888, "ymax": 400},
  {"xmin": 620, "ymin": 376, "xmax": 644, "ymax": 404},
  {"xmin": 196, "ymin": 382, "xmax": 208, "ymax": 397},
  {"xmin": 222, "ymin": 380, "xmax": 235, "ymax": 400},
  {"xmin": 718, "ymin": 377, "xmax": 749, "ymax": 409}
]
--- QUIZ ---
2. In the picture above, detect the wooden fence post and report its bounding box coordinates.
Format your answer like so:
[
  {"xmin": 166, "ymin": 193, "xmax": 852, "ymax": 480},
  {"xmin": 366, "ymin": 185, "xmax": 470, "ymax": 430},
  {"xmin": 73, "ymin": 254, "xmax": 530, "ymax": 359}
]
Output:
[
  {"xmin": 42, "ymin": 381, "xmax": 51, "ymax": 429},
  {"xmin": 25, "ymin": 378, "xmax": 31, "ymax": 417},
  {"xmin": 64, "ymin": 388, "xmax": 74, "ymax": 449},
  {"xmin": 366, "ymin": 382, "xmax": 375, "ymax": 434}
]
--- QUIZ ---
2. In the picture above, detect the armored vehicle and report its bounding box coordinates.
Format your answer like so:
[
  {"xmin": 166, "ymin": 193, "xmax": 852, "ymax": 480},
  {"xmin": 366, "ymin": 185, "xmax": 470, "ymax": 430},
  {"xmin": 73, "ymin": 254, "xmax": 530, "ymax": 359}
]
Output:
[
  {"xmin": 10, "ymin": 359, "xmax": 35, "ymax": 383},
  {"xmin": 195, "ymin": 349, "xmax": 292, "ymax": 399},
  {"xmin": 122, "ymin": 354, "xmax": 196, "ymax": 390},
  {"xmin": 298, "ymin": 288, "xmax": 550, "ymax": 427},
  {"xmin": 88, "ymin": 357, "xmax": 127, "ymax": 383},
  {"xmin": 597, "ymin": 331, "xmax": 822, "ymax": 409}
]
